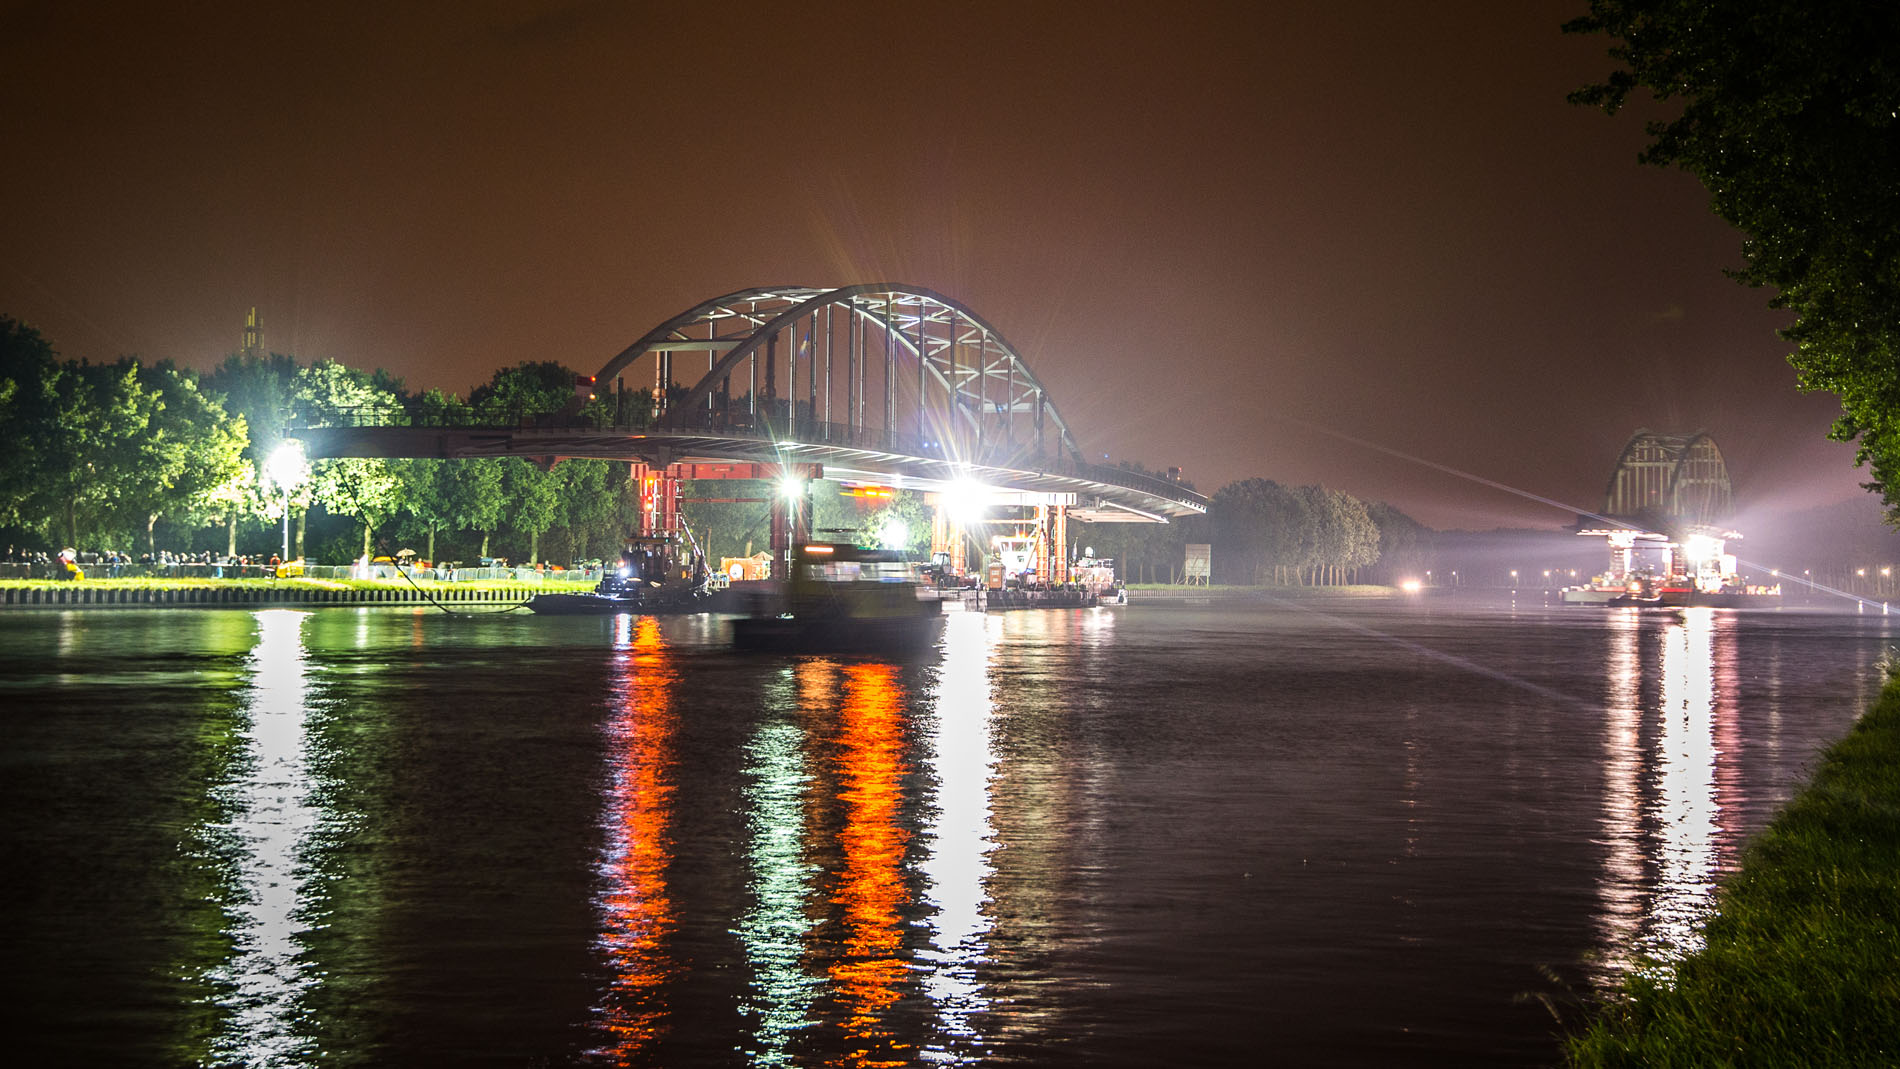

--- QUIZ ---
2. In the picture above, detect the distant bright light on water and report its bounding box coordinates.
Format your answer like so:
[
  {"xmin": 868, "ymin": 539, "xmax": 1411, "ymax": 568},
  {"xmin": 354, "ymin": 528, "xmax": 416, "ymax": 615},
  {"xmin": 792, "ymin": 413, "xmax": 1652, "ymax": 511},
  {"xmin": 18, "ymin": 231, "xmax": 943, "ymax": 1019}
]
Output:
[
  {"xmin": 204, "ymin": 609, "xmax": 318, "ymax": 1067},
  {"xmin": 1639, "ymin": 607, "xmax": 1722, "ymax": 964},
  {"xmin": 920, "ymin": 611, "xmax": 998, "ymax": 1058}
]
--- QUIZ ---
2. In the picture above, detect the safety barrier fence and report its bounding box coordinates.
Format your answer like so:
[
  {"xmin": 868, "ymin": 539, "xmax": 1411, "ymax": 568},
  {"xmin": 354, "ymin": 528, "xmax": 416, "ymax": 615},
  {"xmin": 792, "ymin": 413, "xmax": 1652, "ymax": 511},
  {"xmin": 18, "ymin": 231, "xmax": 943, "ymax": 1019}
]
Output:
[
  {"xmin": 0, "ymin": 562, "xmax": 602, "ymax": 583},
  {"xmin": 0, "ymin": 584, "xmax": 550, "ymax": 609}
]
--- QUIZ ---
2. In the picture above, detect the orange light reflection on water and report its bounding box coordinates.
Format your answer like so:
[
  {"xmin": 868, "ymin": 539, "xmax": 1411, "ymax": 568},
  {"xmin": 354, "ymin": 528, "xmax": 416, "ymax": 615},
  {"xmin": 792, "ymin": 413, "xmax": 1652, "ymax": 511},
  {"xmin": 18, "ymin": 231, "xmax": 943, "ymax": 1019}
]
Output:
[
  {"xmin": 828, "ymin": 662, "xmax": 913, "ymax": 1068},
  {"xmin": 593, "ymin": 615, "xmax": 680, "ymax": 1062}
]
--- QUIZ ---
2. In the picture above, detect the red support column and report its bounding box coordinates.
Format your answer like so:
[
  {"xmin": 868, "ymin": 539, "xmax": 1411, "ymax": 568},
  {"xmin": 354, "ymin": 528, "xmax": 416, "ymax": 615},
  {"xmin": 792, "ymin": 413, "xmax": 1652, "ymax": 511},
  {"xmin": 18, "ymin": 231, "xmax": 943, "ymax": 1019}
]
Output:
[
  {"xmin": 659, "ymin": 466, "xmax": 681, "ymax": 537},
  {"xmin": 1050, "ymin": 504, "xmax": 1070, "ymax": 583},
  {"xmin": 766, "ymin": 463, "xmax": 821, "ymax": 581},
  {"xmin": 630, "ymin": 461, "xmax": 656, "ymax": 539}
]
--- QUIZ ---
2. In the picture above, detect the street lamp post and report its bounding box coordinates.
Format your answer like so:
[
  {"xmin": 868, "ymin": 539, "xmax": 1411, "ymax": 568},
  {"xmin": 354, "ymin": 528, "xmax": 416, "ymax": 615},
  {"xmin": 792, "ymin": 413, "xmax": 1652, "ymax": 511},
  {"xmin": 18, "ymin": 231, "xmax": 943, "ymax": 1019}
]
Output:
[{"xmin": 266, "ymin": 441, "xmax": 307, "ymax": 564}]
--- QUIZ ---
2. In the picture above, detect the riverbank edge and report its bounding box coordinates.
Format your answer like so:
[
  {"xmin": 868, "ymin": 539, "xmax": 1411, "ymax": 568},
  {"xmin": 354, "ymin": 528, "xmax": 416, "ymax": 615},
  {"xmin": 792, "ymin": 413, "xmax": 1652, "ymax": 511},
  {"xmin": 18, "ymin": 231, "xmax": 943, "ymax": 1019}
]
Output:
[
  {"xmin": 0, "ymin": 581, "xmax": 542, "ymax": 609},
  {"xmin": 0, "ymin": 580, "xmax": 1412, "ymax": 609},
  {"xmin": 1565, "ymin": 671, "xmax": 1900, "ymax": 1067}
]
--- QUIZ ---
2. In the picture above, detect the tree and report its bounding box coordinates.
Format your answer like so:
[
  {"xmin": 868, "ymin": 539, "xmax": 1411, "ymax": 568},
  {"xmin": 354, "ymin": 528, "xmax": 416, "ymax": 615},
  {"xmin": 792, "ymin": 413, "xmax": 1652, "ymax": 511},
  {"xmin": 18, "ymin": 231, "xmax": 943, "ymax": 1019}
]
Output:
[
  {"xmin": 392, "ymin": 390, "xmax": 471, "ymax": 562},
  {"xmin": 296, "ymin": 360, "xmax": 404, "ymax": 560},
  {"xmin": 393, "ymin": 458, "xmax": 451, "ymax": 564},
  {"xmin": 0, "ymin": 318, "xmax": 61, "ymax": 531},
  {"xmin": 1213, "ymin": 478, "xmax": 1294, "ymax": 584},
  {"xmin": 469, "ymin": 360, "xmax": 579, "ymax": 423},
  {"xmin": 1318, "ymin": 488, "xmax": 1381, "ymax": 585},
  {"xmin": 1366, "ymin": 501, "xmax": 1433, "ymax": 584},
  {"xmin": 560, "ymin": 458, "xmax": 619, "ymax": 562},
  {"xmin": 117, "ymin": 362, "xmax": 249, "ymax": 553},
  {"xmin": 503, "ymin": 457, "xmax": 564, "ymax": 565},
  {"xmin": 445, "ymin": 459, "xmax": 507, "ymax": 560},
  {"xmin": 1567, "ymin": 2, "xmax": 1900, "ymax": 515},
  {"xmin": 38, "ymin": 359, "xmax": 158, "ymax": 548},
  {"xmin": 860, "ymin": 489, "xmax": 933, "ymax": 556},
  {"xmin": 205, "ymin": 349, "xmax": 301, "ymax": 553},
  {"xmin": 680, "ymin": 479, "xmax": 771, "ymax": 563}
]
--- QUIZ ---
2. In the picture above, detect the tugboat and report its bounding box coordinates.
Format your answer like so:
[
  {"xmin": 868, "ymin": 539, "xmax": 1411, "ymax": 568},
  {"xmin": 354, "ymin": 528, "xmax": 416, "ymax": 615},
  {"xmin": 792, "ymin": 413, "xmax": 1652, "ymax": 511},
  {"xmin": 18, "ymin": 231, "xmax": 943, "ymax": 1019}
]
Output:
[
  {"xmin": 731, "ymin": 541, "xmax": 943, "ymax": 653},
  {"xmin": 527, "ymin": 535, "xmax": 710, "ymax": 615}
]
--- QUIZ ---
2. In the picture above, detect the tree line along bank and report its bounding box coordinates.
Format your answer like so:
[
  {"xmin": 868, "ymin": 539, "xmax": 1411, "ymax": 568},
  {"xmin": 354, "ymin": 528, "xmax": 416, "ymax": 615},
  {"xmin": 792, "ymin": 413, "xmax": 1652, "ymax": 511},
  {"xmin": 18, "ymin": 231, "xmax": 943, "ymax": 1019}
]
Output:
[{"xmin": 1, "ymin": 315, "xmax": 1433, "ymax": 585}]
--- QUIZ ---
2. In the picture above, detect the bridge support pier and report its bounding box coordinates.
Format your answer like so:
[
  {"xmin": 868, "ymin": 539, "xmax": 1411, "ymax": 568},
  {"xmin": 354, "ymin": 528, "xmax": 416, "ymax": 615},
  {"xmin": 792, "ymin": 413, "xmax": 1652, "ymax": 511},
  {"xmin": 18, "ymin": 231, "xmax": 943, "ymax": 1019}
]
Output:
[
  {"xmin": 630, "ymin": 461, "xmax": 681, "ymax": 539},
  {"xmin": 1037, "ymin": 503, "xmax": 1071, "ymax": 584},
  {"xmin": 931, "ymin": 509, "xmax": 966, "ymax": 580},
  {"xmin": 767, "ymin": 464, "xmax": 820, "ymax": 581}
]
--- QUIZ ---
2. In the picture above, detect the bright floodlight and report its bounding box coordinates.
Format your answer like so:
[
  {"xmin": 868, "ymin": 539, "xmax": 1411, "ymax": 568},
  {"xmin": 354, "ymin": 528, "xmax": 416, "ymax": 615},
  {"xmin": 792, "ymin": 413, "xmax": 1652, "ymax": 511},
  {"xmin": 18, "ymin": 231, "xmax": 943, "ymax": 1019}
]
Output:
[
  {"xmin": 878, "ymin": 518, "xmax": 910, "ymax": 550},
  {"xmin": 266, "ymin": 440, "xmax": 307, "ymax": 491},
  {"xmin": 942, "ymin": 477, "xmax": 987, "ymax": 523},
  {"xmin": 1683, "ymin": 534, "xmax": 1721, "ymax": 564},
  {"xmin": 778, "ymin": 475, "xmax": 806, "ymax": 499}
]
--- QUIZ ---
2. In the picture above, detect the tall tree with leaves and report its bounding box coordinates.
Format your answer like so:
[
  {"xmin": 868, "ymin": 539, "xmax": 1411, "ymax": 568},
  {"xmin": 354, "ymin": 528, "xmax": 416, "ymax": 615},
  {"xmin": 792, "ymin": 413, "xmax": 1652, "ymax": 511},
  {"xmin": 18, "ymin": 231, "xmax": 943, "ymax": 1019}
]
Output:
[
  {"xmin": 295, "ymin": 360, "xmax": 404, "ymax": 561},
  {"xmin": 445, "ymin": 459, "xmax": 507, "ymax": 560},
  {"xmin": 40, "ymin": 359, "xmax": 159, "ymax": 548},
  {"xmin": 560, "ymin": 458, "xmax": 618, "ymax": 562},
  {"xmin": 1567, "ymin": 1, "xmax": 1900, "ymax": 515},
  {"xmin": 0, "ymin": 317, "xmax": 61, "ymax": 532},
  {"xmin": 393, "ymin": 389, "xmax": 472, "ymax": 562},
  {"xmin": 117, "ymin": 362, "xmax": 250, "ymax": 553},
  {"xmin": 503, "ymin": 457, "xmax": 564, "ymax": 565},
  {"xmin": 205, "ymin": 349, "xmax": 301, "ymax": 553}
]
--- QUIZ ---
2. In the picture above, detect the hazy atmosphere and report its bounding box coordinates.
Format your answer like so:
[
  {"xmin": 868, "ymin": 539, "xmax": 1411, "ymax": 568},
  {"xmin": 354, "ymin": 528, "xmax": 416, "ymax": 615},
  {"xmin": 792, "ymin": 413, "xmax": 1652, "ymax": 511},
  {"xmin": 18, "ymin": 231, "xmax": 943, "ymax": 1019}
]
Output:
[{"xmin": 0, "ymin": 0, "xmax": 1869, "ymax": 531}]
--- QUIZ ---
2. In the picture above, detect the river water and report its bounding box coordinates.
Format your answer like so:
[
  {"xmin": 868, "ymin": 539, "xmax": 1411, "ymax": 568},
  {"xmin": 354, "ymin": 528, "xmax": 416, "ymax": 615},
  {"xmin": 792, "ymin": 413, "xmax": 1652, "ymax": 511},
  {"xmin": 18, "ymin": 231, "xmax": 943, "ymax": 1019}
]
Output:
[{"xmin": 2, "ymin": 598, "xmax": 1892, "ymax": 1066}]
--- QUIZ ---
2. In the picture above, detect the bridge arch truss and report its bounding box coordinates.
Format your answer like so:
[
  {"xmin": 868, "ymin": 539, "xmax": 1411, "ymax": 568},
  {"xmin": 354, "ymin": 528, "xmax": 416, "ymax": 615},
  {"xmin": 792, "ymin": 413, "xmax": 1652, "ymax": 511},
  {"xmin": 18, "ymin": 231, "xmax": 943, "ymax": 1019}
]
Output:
[
  {"xmin": 595, "ymin": 285, "xmax": 1083, "ymax": 471},
  {"xmin": 1602, "ymin": 429, "xmax": 1734, "ymax": 530}
]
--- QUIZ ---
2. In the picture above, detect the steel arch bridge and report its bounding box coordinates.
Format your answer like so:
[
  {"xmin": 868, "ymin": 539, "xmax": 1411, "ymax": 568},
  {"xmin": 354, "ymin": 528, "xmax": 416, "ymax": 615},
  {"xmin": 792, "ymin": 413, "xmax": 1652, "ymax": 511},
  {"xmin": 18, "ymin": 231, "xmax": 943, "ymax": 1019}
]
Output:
[
  {"xmin": 605, "ymin": 284, "xmax": 1083, "ymax": 467},
  {"xmin": 297, "ymin": 284, "xmax": 1206, "ymax": 578},
  {"xmin": 302, "ymin": 284, "xmax": 1203, "ymax": 521},
  {"xmin": 1599, "ymin": 429, "xmax": 1734, "ymax": 532}
]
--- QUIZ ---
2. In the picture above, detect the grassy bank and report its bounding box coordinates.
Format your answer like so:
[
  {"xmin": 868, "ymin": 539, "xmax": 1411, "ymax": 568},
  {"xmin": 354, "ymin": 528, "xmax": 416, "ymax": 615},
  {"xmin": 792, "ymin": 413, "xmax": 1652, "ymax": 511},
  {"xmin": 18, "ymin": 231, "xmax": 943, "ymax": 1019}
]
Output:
[{"xmin": 1566, "ymin": 674, "xmax": 1900, "ymax": 1067}]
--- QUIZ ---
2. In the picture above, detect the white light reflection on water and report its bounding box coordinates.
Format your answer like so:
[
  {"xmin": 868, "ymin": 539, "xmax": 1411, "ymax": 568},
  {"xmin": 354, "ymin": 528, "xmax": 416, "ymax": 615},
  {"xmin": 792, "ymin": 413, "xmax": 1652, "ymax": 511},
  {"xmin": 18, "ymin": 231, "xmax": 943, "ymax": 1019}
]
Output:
[
  {"xmin": 203, "ymin": 609, "xmax": 319, "ymax": 1067},
  {"xmin": 1639, "ymin": 607, "xmax": 1721, "ymax": 962},
  {"xmin": 919, "ymin": 611, "xmax": 998, "ymax": 1061},
  {"xmin": 1595, "ymin": 609, "xmax": 1646, "ymax": 964},
  {"xmin": 737, "ymin": 662, "xmax": 822, "ymax": 1066}
]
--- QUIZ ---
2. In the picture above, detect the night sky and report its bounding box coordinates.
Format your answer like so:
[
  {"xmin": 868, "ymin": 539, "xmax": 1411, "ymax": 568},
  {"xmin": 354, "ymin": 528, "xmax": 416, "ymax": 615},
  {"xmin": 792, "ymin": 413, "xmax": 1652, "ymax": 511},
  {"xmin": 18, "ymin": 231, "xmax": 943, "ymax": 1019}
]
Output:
[{"xmin": 0, "ymin": 0, "xmax": 1866, "ymax": 531}]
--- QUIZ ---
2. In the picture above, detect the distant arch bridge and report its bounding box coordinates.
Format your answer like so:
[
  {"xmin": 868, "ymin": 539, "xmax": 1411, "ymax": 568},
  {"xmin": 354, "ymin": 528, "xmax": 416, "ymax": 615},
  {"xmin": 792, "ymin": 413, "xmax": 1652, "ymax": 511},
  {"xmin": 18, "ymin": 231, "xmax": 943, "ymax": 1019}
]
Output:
[
  {"xmin": 297, "ymin": 284, "xmax": 1206, "ymax": 523},
  {"xmin": 1575, "ymin": 428, "xmax": 1734, "ymax": 537}
]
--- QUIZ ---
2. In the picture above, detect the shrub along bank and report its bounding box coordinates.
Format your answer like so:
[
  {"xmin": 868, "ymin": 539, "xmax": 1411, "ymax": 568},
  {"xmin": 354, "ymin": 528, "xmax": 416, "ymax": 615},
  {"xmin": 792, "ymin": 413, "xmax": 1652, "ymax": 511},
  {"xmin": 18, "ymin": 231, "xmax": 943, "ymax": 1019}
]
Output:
[{"xmin": 1566, "ymin": 674, "xmax": 1900, "ymax": 1067}]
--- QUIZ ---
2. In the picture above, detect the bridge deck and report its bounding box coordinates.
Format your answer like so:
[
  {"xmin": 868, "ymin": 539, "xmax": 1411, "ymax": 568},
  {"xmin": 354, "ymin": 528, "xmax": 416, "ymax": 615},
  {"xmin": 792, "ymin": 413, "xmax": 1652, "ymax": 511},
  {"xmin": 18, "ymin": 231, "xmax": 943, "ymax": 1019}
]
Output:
[{"xmin": 296, "ymin": 422, "xmax": 1206, "ymax": 522}]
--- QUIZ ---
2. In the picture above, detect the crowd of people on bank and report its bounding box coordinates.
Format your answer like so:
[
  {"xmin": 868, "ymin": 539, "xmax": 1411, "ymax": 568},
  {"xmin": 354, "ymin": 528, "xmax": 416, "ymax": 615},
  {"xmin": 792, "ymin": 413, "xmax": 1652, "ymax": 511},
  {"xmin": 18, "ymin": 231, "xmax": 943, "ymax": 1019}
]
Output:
[{"xmin": 2, "ymin": 546, "xmax": 294, "ymax": 580}]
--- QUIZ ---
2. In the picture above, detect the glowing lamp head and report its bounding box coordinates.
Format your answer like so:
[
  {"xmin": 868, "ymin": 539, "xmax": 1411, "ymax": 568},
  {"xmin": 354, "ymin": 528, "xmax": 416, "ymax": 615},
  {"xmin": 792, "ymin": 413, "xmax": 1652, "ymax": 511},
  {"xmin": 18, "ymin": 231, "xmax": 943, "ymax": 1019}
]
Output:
[
  {"xmin": 942, "ymin": 477, "xmax": 987, "ymax": 523},
  {"xmin": 778, "ymin": 475, "xmax": 806, "ymax": 500},
  {"xmin": 266, "ymin": 440, "xmax": 307, "ymax": 492},
  {"xmin": 1683, "ymin": 534, "xmax": 1721, "ymax": 564},
  {"xmin": 878, "ymin": 519, "xmax": 911, "ymax": 550}
]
